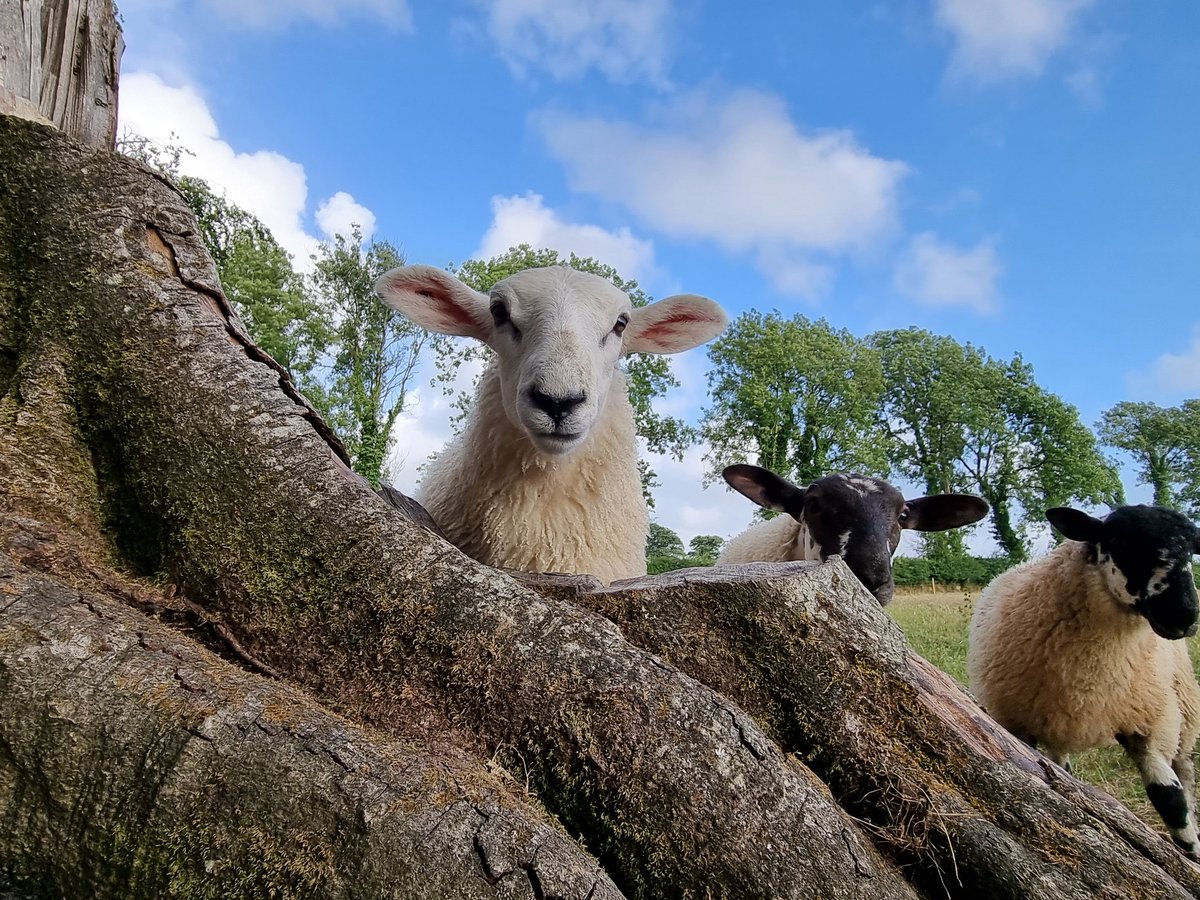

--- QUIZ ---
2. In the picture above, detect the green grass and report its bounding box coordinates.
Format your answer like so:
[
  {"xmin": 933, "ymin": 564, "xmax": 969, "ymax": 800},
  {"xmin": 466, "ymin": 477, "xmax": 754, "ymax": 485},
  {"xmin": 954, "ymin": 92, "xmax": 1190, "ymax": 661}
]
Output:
[{"xmin": 889, "ymin": 589, "xmax": 1200, "ymax": 831}]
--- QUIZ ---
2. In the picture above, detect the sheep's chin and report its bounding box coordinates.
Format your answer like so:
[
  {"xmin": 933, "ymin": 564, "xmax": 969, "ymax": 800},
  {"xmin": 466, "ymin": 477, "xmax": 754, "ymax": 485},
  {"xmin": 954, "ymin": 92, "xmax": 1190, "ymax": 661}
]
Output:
[{"xmin": 528, "ymin": 430, "xmax": 587, "ymax": 456}]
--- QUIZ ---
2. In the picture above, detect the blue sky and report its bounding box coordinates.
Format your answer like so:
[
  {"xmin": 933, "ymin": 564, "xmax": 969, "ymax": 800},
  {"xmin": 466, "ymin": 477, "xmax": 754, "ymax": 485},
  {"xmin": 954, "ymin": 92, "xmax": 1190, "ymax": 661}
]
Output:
[{"xmin": 115, "ymin": 0, "xmax": 1200, "ymax": 550}]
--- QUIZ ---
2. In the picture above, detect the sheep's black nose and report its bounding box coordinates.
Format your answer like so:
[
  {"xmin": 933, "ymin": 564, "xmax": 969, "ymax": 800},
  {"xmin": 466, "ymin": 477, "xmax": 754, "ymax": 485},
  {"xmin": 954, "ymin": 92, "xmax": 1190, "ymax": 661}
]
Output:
[{"xmin": 529, "ymin": 387, "xmax": 586, "ymax": 424}]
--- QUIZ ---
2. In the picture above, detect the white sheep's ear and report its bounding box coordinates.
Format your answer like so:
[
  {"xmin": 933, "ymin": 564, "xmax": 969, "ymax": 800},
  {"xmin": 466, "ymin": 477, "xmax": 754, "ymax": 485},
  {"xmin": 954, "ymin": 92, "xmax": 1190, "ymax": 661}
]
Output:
[
  {"xmin": 723, "ymin": 464, "xmax": 806, "ymax": 519},
  {"xmin": 1046, "ymin": 507, "xmax": 1104, "ymax": 544},
  {"xmin": 623, "ymin": 295, "xmax": 728, "ymax": 355},
  {"xmin": 375, "ymin": 265, "xmax": 491, "ymax": 341}
]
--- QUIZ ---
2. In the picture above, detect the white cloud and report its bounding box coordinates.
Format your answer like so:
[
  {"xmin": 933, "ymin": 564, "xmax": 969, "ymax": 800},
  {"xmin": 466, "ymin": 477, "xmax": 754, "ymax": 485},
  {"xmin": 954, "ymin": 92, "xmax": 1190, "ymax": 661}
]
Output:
[
  {"xmin": 893, "ymin": 232, "xmax": 1001, "ymax": 314},
  {"xmin": 754, "ymin": 247, "xmax": 834, "ymax": 301},
  {"xmin": 538, "ymin": 91, "xmax": 908, "ymax": 293},
  {"xmin": 1129, "ymin": 325, "xmax": 1200, "ymax": 398},
  {"xmin": 934, "ymin": 0, "xmax": 1096, "ymax": 83},
  {"xmin": 118, "ymin": 72, "xmax": 376, "ymax": 271},
  {"xmin": 386, "ymin": 350, "xmax": 487, "ymax": 491},
  {"xmin": 206, "ymin": 0, "xmax": 412, "ymax": 28},
  {"xmin": 474, "ymin": 0, "xmax": 671, "ymax": 85},
  {"xmin": 476, "ymin": 192, "xmax": 659, "ymax": 285},
  {"xmin": 644, "ymin": 444, "xmax": 757, "ymax": 547},
  {"xmin": 316, "ymin": 191, "xmax": 378, "ymax": 243}
]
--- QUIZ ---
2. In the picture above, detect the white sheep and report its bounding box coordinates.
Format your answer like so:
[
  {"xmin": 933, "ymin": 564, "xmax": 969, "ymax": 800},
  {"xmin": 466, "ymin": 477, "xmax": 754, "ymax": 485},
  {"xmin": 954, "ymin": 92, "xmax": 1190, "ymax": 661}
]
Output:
[
  {"xmin": 376, "ymin": 264, "xmax": 727, "ymax": 584},
  {"xmin": 968, "ymin": 505, "xmax": 1200, "ymax": 857},
  {"xmin": 717, "ymin": 464, "xmax": 988, "ymax": 604}
]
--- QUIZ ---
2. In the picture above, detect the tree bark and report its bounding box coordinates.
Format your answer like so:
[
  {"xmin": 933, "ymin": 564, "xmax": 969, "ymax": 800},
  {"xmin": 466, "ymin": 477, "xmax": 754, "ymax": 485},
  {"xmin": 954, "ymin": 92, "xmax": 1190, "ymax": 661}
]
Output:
[
  {"xmin": 0, "ymin": 0, "xmax": 122, "ymax": 148},
  {"xmin": 0, "ymin": 550, "xmax": 620, "ymax": 900},
  {"xmin": 2, "ymin": 105, "xmax": 1200, "ymax": 899},
  {"xmin": 578, "ymin": 564, "xmax": 1200, "ymax": 898}
]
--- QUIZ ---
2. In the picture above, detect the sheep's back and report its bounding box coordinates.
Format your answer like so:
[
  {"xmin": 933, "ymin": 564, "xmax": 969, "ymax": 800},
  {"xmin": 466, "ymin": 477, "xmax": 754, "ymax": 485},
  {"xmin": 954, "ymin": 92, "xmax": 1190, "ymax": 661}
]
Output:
[{"xmin": 716, "ymin": 515, "xmax": 802, "ymax": 564}]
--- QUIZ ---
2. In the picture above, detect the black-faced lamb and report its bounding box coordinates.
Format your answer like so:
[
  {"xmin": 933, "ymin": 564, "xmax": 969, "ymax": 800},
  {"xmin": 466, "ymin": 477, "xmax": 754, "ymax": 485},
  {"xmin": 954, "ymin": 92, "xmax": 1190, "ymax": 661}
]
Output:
[
  {"xmin": 968, "ymin": 504, "xmax": 1200, "ymax": 857},
  {"xmin": 716, "ymin": 464, "xmax": 989, "ymax": 604},
  {"xmin": 376, "ymin": 264, "xmax": 727, "ymax": 584}
]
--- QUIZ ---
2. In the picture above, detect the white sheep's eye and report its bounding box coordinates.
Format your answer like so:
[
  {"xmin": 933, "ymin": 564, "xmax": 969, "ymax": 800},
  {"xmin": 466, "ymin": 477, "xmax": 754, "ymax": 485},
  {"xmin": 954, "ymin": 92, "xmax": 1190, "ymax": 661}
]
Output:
[
  {"xmin": 613, "ymin": 315, "xmax": 629, "ymax": 336},
  {"xmin": 491, "ymin": 302, "xmax": 521, "ymax": 339}
]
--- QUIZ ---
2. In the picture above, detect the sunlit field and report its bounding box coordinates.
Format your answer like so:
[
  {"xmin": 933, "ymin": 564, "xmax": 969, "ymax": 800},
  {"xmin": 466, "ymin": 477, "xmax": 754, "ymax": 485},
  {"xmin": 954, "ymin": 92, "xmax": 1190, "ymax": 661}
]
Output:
[{"xmin": 889, "ymin": 589, "xmax": 1200, "ymax": 831}]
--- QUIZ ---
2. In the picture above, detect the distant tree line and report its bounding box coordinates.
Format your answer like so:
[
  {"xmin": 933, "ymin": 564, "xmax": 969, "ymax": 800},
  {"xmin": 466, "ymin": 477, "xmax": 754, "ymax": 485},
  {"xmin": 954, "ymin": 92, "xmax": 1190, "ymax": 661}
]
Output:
[
  {"xmin": 701, "ymin": 312, "xmax": 1200, "ymax": 571},
  {"xmin": 120, "ymin": 136, "xmax": 1200, "ymax": 577}
]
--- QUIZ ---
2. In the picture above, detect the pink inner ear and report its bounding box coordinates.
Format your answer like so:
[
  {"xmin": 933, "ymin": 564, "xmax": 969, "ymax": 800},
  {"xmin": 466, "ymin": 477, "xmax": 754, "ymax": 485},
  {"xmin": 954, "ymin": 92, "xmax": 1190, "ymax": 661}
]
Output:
[
  {"xmin": 419, "ymin": 289, "xmax": 478, "ymax": 330},
  {"xmin": 639, "ymin": 311, "xmax": 723, "ymax": 342}
]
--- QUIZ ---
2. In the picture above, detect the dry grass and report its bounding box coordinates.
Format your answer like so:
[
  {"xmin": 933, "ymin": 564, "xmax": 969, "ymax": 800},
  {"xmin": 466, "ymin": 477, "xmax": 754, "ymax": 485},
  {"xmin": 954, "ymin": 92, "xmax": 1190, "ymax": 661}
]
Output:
[{"xmin": 888, "ymin": 588, "xmax": 1200, "ymax": 829}]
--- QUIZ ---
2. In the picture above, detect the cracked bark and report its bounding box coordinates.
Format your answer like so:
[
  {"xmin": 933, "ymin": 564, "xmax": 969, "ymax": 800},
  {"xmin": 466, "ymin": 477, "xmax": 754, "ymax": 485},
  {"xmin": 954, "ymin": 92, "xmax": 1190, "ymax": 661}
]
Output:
[
  {"xmin": 576, "ymin": 565, "xmax": 1200, "ymax": 898},
  {"xmin": 0, "ymin": 556, "xmax": 616, "ymax": 900}
]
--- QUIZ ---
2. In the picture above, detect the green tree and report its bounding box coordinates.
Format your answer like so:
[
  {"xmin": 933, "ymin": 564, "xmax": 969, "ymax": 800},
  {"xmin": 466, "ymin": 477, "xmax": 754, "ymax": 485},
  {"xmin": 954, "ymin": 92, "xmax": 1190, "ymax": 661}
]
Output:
[
  {"xmin": 309, "ymin": 228, "xmax": 428, "ymax": 487},
  {"xmin": 646, "ymin": 522, "xmax": 686, "ymax": 559},
  {"xmin": 957, "ymin": 355, "xmax": 1122, "ymax": 560},
  {"xmin": 1099, "ymin": 400, "xmax": 1200, "ymax": 513},
  {"xmin": 446, "ymin": 244, "xmax": 693, "ymax": 505},
  {"xmin": 688, "ymin": 535, "xmax": 724, "ymax": 564},
  {"xmin": 701, "ymin": 311, "xmax": 887, "ymax": 488},
  {"xmin": 870, "ymin": 328, "xmax": 985, "ymax": 559}
]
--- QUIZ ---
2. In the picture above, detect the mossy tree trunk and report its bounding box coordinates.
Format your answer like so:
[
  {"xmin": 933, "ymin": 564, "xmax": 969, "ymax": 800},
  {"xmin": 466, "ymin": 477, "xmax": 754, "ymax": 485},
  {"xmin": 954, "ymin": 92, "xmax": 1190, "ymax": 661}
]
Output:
[{"xmin": 2, "ymin": 105, "xmax": 1200, "ymax": 900}]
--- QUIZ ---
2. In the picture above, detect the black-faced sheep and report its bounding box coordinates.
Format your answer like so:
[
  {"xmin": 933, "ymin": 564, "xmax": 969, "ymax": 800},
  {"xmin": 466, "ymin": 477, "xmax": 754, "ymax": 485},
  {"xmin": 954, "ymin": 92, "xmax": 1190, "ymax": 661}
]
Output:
[
  {"xmin": 968, "ymin": 505, "xmax": 1200, "ymax": 857},
  {"xmin": 716, "ymin": 464, "xmax": 989, "ymax": 605},
  {"xmin": 376, "ymin": 264, "xmax": 727, "ymax": 584}
]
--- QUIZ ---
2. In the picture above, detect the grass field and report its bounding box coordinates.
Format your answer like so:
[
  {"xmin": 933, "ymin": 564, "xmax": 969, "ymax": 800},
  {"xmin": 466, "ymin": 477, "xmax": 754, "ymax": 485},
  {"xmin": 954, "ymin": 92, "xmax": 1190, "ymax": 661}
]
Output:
[{"xmin": 888, "ymin": 588, "xmax": 1200, "ymax": 830}]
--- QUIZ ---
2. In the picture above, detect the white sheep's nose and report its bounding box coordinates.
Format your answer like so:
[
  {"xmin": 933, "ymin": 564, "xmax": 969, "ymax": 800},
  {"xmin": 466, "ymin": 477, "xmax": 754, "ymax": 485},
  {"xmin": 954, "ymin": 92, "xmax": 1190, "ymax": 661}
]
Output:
[{"xmin": 528, "ymin": 386, "xmax": 586, "ymax": 425}]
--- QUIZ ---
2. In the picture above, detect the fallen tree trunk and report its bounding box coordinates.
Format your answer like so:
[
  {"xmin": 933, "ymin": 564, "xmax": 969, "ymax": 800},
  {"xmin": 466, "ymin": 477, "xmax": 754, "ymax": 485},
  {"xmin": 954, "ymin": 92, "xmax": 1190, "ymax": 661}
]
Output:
[
  {"xmin": 0, "ymin": 549, "xmax": 621, "ymax": 900},
  {"xmin": 581, "ymin": 565, "xmax": 1200, "ymax": 898},
  {"xmin": 2, "ymin": 79, "xmax": 1199, "ymax": 900}
]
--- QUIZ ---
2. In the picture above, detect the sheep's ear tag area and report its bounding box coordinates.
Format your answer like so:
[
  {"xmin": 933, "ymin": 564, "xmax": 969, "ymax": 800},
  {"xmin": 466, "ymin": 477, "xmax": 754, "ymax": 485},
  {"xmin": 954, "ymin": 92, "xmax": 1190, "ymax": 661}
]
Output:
[
  {"xmin": 1046, "ymin": 506, "xmax": 1104, "ymax": 544},
  {"xmin": 722, "ymin": 464, "xmax": 806, "ymax": 517},
  {"xmin": 623, "ymin": 295, "xmax": 728, "ymax": 355},
  {"xmin": 375, "ymin": 266, "xmax": 490, "ymax": 340}
]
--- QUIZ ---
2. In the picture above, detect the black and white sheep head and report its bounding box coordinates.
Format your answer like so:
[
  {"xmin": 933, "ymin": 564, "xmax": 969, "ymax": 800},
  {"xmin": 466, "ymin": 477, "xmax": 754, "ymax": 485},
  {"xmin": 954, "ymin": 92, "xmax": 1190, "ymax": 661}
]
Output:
[
  {"xmin": 723, "ymin": 464, "xmax": 990, "ymax": 605},
  {"xmin": 1046, "ymin": 505, "xmax": 1200, "ymax": 640},
  {"xmin": 376, "ymin": 265, "xmax": 727, "ymax": 456}
]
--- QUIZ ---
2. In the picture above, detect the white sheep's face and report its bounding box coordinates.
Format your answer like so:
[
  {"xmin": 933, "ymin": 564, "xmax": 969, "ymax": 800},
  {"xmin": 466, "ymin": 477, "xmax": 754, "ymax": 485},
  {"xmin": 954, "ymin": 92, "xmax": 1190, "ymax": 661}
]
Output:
[
  {"xmin": 375, "ymin": 264, "xmax": 727, "ymax": 457},
  {"xmin": 485, "ymin": 268, "xmax": 631, "ymax": 454}
]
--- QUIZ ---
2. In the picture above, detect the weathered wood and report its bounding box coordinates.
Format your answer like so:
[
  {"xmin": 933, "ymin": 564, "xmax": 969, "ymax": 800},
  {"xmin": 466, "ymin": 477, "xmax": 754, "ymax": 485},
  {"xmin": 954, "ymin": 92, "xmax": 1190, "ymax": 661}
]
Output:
[
  {"xmin": 0, "ymin": 550, "xmax": 621, "ymax": 900},
  {"xmin": 0, "ymin": 0, "xmax": 122, "ymax": 147},
  {"xmin": 580, "ymin": 563, "xmax": 1200, "ymax": 898}
]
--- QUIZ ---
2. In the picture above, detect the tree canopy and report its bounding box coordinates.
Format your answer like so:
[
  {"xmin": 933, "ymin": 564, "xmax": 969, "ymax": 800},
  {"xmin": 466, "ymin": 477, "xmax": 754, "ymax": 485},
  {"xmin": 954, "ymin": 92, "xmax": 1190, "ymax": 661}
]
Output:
[
  {"xmin": 701, "ymin": 311, "xmax": 887, "ymax": 488},
  {"xmin": 953, "ymin": 354, "xmax": 1122, "ymax": 560},
  {"xmin": 309, "ymin": 228, "xmax": 427, "ymax": 487},
  {"xmin": 1099, "ymin": 400, "xmax": 1200, "ymax": 516}
]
